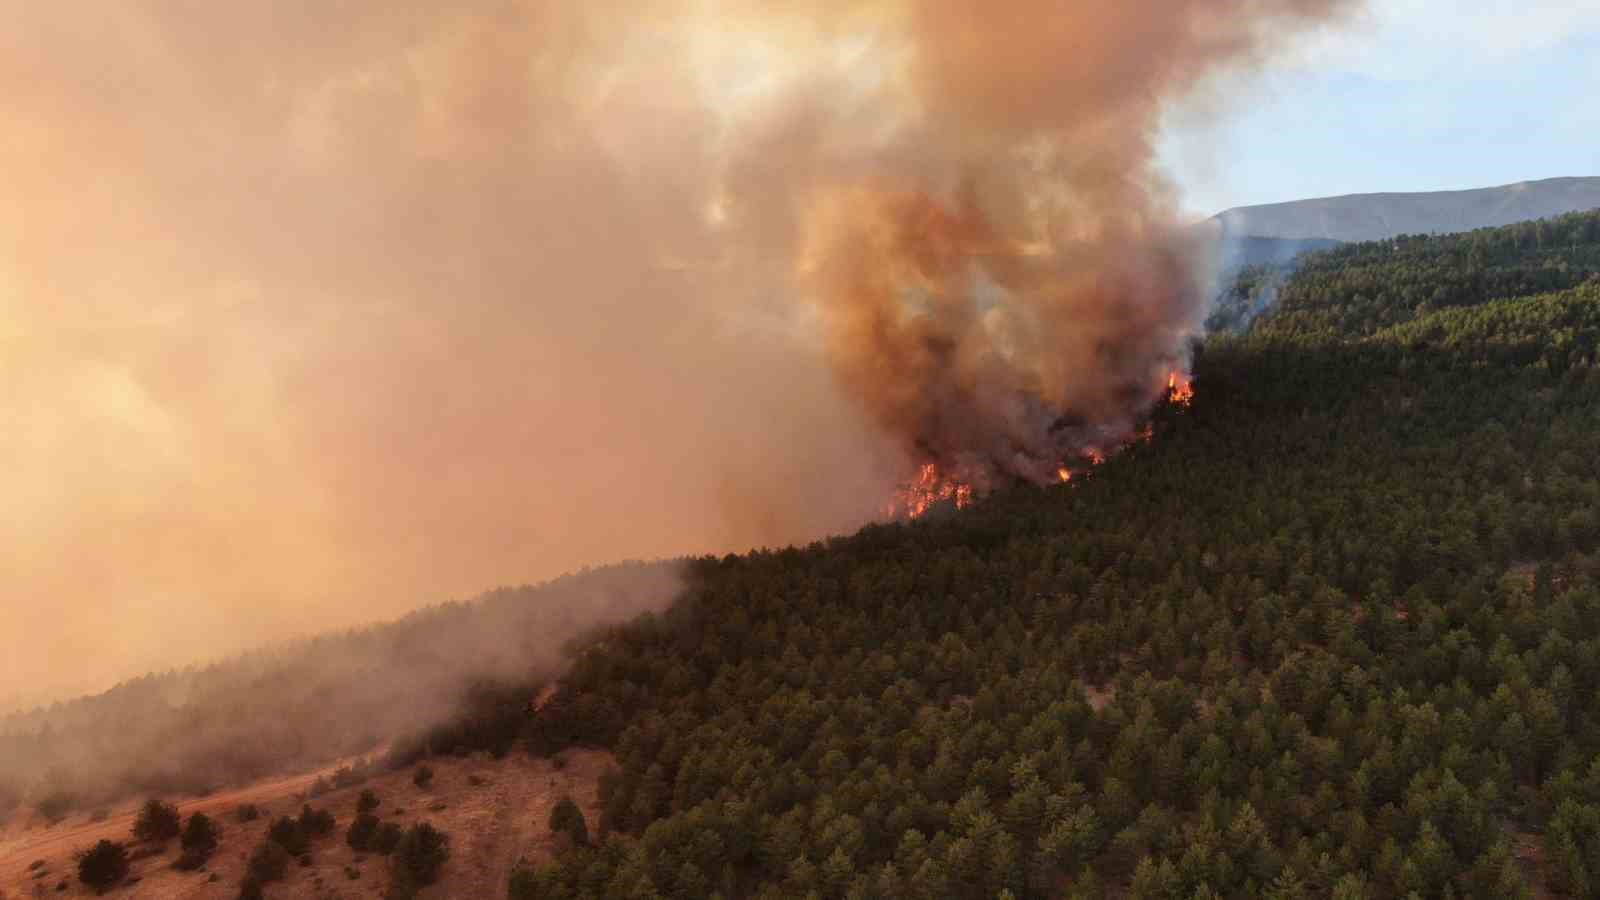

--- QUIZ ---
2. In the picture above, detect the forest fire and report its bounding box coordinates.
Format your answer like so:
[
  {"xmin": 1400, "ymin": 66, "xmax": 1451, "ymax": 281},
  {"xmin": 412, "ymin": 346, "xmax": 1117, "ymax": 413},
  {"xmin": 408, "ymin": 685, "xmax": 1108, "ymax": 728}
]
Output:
[
  {"xmin": 1169, "ymin": 371, "xmax": 1195, "ymax": 406},
  {"xmin": 887, "ymin": 463, "xmax": 975, "ymax": 519},
  {"xmin": 888, "ymin": 369, "xmax": 1195, "ymax": 520}
]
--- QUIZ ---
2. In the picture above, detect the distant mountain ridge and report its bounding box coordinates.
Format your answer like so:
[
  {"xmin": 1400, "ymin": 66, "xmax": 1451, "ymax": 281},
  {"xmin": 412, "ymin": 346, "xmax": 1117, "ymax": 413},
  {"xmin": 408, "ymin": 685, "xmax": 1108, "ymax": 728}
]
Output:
[{"xmin": 1213, "ymin": 176, "xmax": 1600, "ymax": 243}]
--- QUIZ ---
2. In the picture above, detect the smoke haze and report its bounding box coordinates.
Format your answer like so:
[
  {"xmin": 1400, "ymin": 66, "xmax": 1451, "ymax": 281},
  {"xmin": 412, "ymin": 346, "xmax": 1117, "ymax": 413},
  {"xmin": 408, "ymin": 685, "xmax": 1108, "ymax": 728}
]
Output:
[
  {"xmin": 0, "ymin": 1, "xmax": 1352, "ymax": 704},
  {"xmin": 0, "ymin": 563, "xmax": 681, "ymax": 809}
]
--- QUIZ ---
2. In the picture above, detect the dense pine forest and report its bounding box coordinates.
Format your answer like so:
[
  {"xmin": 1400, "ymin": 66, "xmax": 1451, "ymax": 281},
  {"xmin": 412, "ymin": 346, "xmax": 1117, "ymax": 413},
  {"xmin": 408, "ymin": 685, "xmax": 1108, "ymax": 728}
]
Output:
[
  {"xmin": 9, "ymin": 211, "xmax": 1600, "ymax": 898},
  {"xmin": 506, "ymin": 210, "xmax": 1600, "ymax": 897}
]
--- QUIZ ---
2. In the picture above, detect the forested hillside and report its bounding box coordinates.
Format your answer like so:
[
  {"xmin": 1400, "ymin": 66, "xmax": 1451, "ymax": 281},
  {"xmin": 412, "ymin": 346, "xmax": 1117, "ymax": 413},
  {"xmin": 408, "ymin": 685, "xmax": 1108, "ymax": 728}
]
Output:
[{"xmin": 501, "ymin": 211, "xmax": 1600, "ymax": 897}]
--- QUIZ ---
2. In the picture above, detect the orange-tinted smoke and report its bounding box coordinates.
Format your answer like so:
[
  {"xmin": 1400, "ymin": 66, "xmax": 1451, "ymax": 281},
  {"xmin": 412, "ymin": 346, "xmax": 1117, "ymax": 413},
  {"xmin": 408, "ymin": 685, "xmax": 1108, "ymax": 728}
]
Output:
[
  {"xmin": 798, "ymin": 0, "xmax": 1354, "ymax": 485},
  {"xmin": 0, "ymin": 0, "xmax": 1352, "ymax": 705}
]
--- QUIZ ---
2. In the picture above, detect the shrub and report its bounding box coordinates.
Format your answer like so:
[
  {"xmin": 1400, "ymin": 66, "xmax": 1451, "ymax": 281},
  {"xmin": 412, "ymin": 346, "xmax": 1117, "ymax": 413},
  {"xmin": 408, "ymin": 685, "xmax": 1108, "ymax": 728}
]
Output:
[
  {"xmin": 267, "ymin": 816, "xmax": 309, "ymax": 856},
  {"xmin": 412, "ymin": 765, "xmax": 434, "ymax": 789},
  {"xmin": 237, "ymin": 876, "xmax": 265, "ymax": 900},
  {"xmin": 347, "ymin": 813, "xmax": 381, "ymax": 851},
  {"xmin": 372, "ymin": 822, "xmax": 405, "ymax": 855},
  {"xmin": 133, "ymin": 799, "xmax": 181, "ymax": 843},
  {"xmin": 175, "ymin": 813, "xmax": 220, "ymax": 870},
  {"xmin": 300, "ymin": 804, "xmax": 336, "ymax": 837},
  {"xmin": 392, "ymin": 822, "xmax": 451, "ymax": 891},
  {"xmin": 234, "ymin": 804, "xmax": 261, "ymax": 823},
  {"xmin": 245, "ymin": 840, "xmax": 290, "ymax": 884},
  {"xmin": 548, "ymin": 796, "xmax": 589, "ymax": 847},
  {"xmin": 77, "ymin": 840, "xmax": 129, "ymax": 893},
  {"xmin": 357, "ymin": 789, "xmax": 381, "ymax": 814}
]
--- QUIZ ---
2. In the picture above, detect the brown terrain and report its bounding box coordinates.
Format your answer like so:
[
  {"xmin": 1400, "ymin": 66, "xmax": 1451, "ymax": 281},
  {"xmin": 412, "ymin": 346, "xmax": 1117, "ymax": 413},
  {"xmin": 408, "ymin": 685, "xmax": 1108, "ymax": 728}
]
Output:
[{"xmin": 0, "ymin": 749, "xmax": 613, "ymax": 899}]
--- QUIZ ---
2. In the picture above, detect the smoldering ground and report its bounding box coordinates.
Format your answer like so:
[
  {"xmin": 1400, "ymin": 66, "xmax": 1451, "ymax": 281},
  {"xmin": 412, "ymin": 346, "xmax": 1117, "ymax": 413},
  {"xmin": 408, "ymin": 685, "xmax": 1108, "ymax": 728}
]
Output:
[{"xmin": 1, "ymin": 1, "xmax": 1354, "ymax": 710}]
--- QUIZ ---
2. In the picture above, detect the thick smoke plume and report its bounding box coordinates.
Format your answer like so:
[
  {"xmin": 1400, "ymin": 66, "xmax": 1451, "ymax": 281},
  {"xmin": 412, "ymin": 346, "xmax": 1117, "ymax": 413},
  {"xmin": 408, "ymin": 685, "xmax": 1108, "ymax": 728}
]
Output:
[
  {"xmin": 795, "ymin": 1, "xmax": 1355, "ymax": 487},
  {"xmin": 1, "ymin": 0, "xmax": 1351, "ymax": 702}
]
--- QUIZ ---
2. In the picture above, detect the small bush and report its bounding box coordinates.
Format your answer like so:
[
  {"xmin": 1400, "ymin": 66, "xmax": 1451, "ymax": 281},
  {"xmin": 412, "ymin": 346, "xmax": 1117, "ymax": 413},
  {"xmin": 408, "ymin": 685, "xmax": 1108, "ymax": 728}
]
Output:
[
  {"xmin": 372, "ymin": 822, "xmax": 405, "ymax": 856},
  {"xmin": 347, "ymin": 812, "xmax": 381, "ymax": 851},
  {"xmin": 237, "ymin": 876, "xmax": 265, "ymax": 900},
  {"xmin": 175, "ymin": 812, "xmax": 220, "ymax": 870},
  {"xmin": 133, "ymin": 799, "xmax": 181, "ymax": 844},
  {"xmin": 357, "ymin": 789, "xmax": 381, "ymax": 815},
  {"xmin": 267, "ymin": 816, "xmax": 309, "ymax": 856},
  {"xmin": 77, "ymin": 840, "xmax": 129, "ymax": 893},
  {"xmin": 300, "ymin": 804, "xmax": 336, "ymax": 837},
  {"xmin": 246, "ymin": 840, "xmax": 291, "ymax": 884},
  {"xmin": 412, "ymin": 766, "xmax": 434, "ymax": 789},
  {"xmin": 393, "ymin": 822, "xmax": 451, "ymax": 888},
  {"xmin": 548, "ymin": 796, "xmax": 589, "ymax": 847},
  {"xmin": 234, "ymin": 804, "xmax": 261, "ymax": 823}
]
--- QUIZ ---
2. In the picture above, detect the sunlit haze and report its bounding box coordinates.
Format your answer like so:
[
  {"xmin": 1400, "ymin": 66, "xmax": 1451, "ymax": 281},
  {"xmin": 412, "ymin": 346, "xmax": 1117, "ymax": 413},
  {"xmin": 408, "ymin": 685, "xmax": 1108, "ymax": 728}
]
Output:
[{"xmin": 5, "ymin": 0, "xmax": 1591, "ymax": 709}]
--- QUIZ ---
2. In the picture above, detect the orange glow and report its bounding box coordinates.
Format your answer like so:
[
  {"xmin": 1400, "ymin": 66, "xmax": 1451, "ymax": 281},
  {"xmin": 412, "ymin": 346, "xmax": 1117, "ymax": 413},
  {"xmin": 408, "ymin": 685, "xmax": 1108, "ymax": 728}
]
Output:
[
  {"xmin": 1168, "ymin": 371, "xmax": 1194, "ymax": 406},
  {"xmin": 888, "ymin": 462, "xmax": 975, "ymax": 519},
  {"xmin": 890, "ymin": 373, "xmax": 1196, "ymax": 514}
]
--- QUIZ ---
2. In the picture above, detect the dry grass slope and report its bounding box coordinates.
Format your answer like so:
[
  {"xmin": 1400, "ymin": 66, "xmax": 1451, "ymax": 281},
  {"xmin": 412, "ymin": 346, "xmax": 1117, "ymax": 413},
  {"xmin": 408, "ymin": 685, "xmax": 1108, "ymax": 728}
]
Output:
[{"xmin": 0, "ymin": 750, "xmax": 612, "ymax": 899}]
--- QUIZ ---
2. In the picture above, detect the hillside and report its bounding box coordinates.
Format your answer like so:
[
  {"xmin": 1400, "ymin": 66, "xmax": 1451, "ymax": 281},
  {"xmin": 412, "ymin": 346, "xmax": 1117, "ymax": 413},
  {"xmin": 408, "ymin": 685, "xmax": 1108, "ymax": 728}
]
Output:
[
  {"xmin": 505, "ymin": 210, "xmax": 1600, "ymax": 898},
  {"xmin": 0, "ymin": 749, "xmax": 612, "ymax": 900},
  {"xmin": 11, "ymin": 211, "xmax": 1600, "ymax": 898},
  {"xmin": 1215, "ymin": 176, "xmax": 1600, "ymax": 243},
  {"xmin": 1214, "ymin": 235, "xmax": 1345, "ymax": 271},
  {"xmin": 0, "ymin": 563, "xmax": 677, "ymax": 813}
]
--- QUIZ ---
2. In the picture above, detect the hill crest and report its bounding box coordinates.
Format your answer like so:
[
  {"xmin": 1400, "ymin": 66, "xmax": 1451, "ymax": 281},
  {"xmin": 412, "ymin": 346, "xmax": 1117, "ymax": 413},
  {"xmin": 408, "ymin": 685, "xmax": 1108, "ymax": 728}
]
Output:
[{"xmin": 1213, "ymin": 175, "xmax": 1600, "ymax": 243}]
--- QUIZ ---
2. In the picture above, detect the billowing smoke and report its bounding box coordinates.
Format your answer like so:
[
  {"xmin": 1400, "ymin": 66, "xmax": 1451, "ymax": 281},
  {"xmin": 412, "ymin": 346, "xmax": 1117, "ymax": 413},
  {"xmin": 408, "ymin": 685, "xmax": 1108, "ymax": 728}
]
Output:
[
  {"xmin": 1, "ymin": 0, "xmax": 1352, "ymax": 702},
  {"xmin": 794, "ymin": 2, "xmax": 1356, "ymax": 487}
]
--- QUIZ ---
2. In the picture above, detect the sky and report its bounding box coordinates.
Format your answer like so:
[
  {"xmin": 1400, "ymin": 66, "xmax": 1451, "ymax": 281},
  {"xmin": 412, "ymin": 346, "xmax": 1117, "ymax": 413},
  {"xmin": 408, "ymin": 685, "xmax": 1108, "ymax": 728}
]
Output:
[
  {"xmin": 2, "ymin": 0, "xmax": 1596, "ymax": 711},
  {"xmin": 1163, "ymin": 1, "xmax": 1600, "ymax": 215}
]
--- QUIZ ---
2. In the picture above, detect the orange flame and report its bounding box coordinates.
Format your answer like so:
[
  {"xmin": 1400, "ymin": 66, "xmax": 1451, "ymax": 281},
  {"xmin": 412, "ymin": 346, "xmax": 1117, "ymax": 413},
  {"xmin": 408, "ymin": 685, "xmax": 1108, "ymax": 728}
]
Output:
[
  {"xmin": 1167, "ymin": 370, "xmax": 1194, "ymax": 406},
  {"xmin": 888, "ymin": 462, "xmax": 974, "ymax": 519},
  {"xmin": 888, "ymin": 374, "xmax": 1194, "ymax": 515}
]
